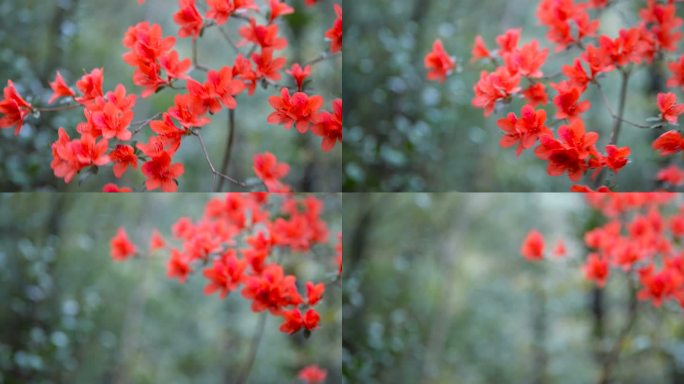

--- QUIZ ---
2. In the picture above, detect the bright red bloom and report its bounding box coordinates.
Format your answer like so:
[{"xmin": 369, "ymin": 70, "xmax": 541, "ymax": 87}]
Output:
[
  {"xmin": 497, "ymin": 104, "xmax": 551, "ymax": 156},
  {"xmin": 206, "ymin": 0, "xmax": 235, "ymax": 25},
  {"xmin": 582, "ymin": 44, "xmax": 614, "ymax": 76},
  {"xmin": 167, "ymin": 249, "xmax": 192, "ymax": 283},
  {"xmin": 241, "ymin": 264, "xmax": 303, "ymax": 314},
  {"xmin": 203, "ymin": 250, "xmax": 248, "ymax": 298},
  {"xmin": 75, "ymin": 68, "xmax": 104, "ymax": 105},
  {"xmin": 562, "ymin": 59, "xmax": 591, "ymax": 90},
  {"xmin": 111, "ymin": 228, "xmax": 137, "ymax": 261},
  {"xmin": 159, "ymin": 50, "xmax": 192, "ymax": 82},
  {"xmin": 298, "ymin": 365, "xmax": 327, "ymax": 384},
  {"xmin": 668, "ymin": 55, "xmax": 684, "ymax": 90},
  {"xmin": 303, "ymin": 308, "xmax": 320, "ymax": 331},
  {"xmin": 521, "ymin": 229, "xmax": 545, "ymax": 261},
  {"xmin": 603, "ymin": 144, "xmax": 630, "ymax": 173},
  {"xmin": 149, "ymin": 114, "xmax": 187, "ymax": 154},
  {"xmin": 553, "ymin": 239, "xmax": 567, "ymax": 257},
  {"xmin": 48, "ymin": 71, "xmax": 76, "ymax": 104},
  {"xmin": 312, "ymin": 99, "xmax": 342, "ymax": 152},
  {"xmin": 306, "ymin": 281, "xmax": 325, "ymax": 306},
  {"xmin": 657, "ymin": 92, "xmax": 684, "ymax": 124},
  {"xmin": 657, "ymin": 165, "xmax": 684, "ymax": 186},
  {"xmin": 273, "ymin": 0, "xmax": 298, "ymax": 15},
  {"xmin": 534, "ymin": 119, "xmax": 599, "ymax": 181},
  {"xmin": 570, "ymin": 185, "xmax": 612, "ymax": 192},
  {"xmin": 251, "ymin": 48, "xmax": 287, "ymax": 82},
  {"xmin": 91, "ymin": 89, "xmax": 136, "ymax": 140},
  {"xmin": 253, "ymin": 152, "xmax": 290, "ymax": 192},
  {"xmin": 504, "ymin": 40, "xmax": 548, "ymax": 78},
  {"xmin": 638, "ymin": 265, "xmax": 677, "ymax": 307},
  {"xmin": 496, "ymin": 28, "xmax": 520, "ymax": 56},
  {"xmin": 149, "ymin": 230, "xmax": 166, "ymax": 251},
  {"xmin": 551, "ymin": 81, "xmax": 590, "ymax": 121},
  {"xmin": 537, "ymin": 0, "xmax": 599, "ymax": 51},
  {"xmin": 471, "ymin": 35, "xmax": 491, "ymax": 62},
  {"xmin": 168, "ymin": 94, "xmax": 211, "ymax": 128},
  {"xmin": 652, "ymin": 130, "xmax": 684, "ymax": 156},
  {"xmin": 173, "ymin": 0, "xmax": 203, "ymax": 40},
  {"xmin": 0, "ymin": 80, "xmax": 32, "ymax": 135},
  {"xmin": 325, "ymin": 4, "xmax": 342, "ymax": 53},
  {"xmin": 472, "ymin": 67, "xmax": 521, "ymax": 116},
  {"xmin": 239, "ymin": 18, "xmax": 288, "ymax": 50},
  {"xmin": 286, "ymin": 64, "xmax": 312, "ymax": 91},
  {"xmin": 424, "ymin": 39, "xmax": 456, "ymax": 83},
  {"xmin": 583, "ymin": 253, "xmax": 609, "ymax": 287},
  {"xmin": 110, "ymin": 144, "xmax": 138, "ymax": 178},
  {"xmin": 522, "ymin": 83, "xmax": 548, "ymax": 107},
  {"xmin": 279, "ymin": 308, "xmax": 304, "ymax": 334},
  {"xmin": 187, "ymin": 67, "xmax": 245, "ymax": 114},
  {"xmin": 103, "ymin": 183, "xmax": 132, "ymax": 192},
  {"xmin": 268, "ymin": 88, "xmax": 324, "ymax": 133},
  {"xmin": 141, "ymin": 152, "xmax": 185, "ymax": 192}
]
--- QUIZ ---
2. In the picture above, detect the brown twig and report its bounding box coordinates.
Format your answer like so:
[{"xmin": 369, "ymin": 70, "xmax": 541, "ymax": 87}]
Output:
[
  {"xmin": 34, "ymin": 103, "xmax": 80, "ymax": 113},
  {"xmin": 597, "ymin": 276, "xmax": 638, "ymax": 384},
  {"xmin": 192, "ymin": 38, "xmax": 209, "ymax": 72},
  {"xmin": 233, "ymin": 313, "xmax": 268, "ymax": 384},
  {"xmin": 215, "ymin": 109, "xmax": 237, "ymax": 192},
  {"xmin": 304, "ymin": 51, "xmax": 342, "ymax": 67},
  {"xmin": 193, "ymin": 130, "xmax": 246, "ymax": 187}
]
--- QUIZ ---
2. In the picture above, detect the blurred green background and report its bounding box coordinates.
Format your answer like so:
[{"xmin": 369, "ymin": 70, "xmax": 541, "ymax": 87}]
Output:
[
  {"xmin": 0, "ymin": 193, "xmax": 341, "ymax": 383},
  {"xmin": 343, "ymin": 193, "xmax": 684, "ymax": 383},
  {"xmin": 343, "ymin": 0, "xmax": 681, "ymax": 191},
  {"xmin": 0, "ymin": 0, "xmax": 341, "ymax": 192}
]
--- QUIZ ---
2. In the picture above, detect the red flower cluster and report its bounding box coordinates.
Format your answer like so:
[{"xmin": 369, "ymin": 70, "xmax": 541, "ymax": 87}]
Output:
[
  {"xmin": 426, "ymin": 0, "xmax": 684, "ymax": 190},
  {"xmin": 1, "ymin": 0, "xmax": 342, "ymax": 191},
  {"xmin": 298, "ymin": 364, "xmax": 328, "ymax": 384},
  {"xmin": 523, "ymin": 193, "xmax": 684, "ymax": 310},
  {"xmin": 110, "ymin": 193, "xmax": 341, "ymax": 337}
]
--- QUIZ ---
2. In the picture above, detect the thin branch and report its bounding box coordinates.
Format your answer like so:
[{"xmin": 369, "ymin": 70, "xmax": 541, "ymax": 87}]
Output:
[
  {"xmin": 304, "ymin": 51, "xmax": 342, "ymax": 67},
  {"xmin": 192, "ymin": 38, "xmax": 209, "ymax": 72},
  {"xmin": 594, "ymin": 77, "xmax": 648, "ymax": 130},
  {"xmin": 597, "ymin": 276, "xmax": 638, "ymax": 384},
  {"xmin": 217, "ymin": 26, "xmax": 241, "ymax": 54},
  {"xmin": 233, "ymin": 313, "xmax": 268, "ymax": 384},
  {"xmin": 193, "ymin": 130, "xmax": 246, "ymax": 187},
  {"xmin": 215, "ymin": 109, "xmax": 237, "ymax": 192},
  {"xmin": 34, "ymin": 103, "xmax": 80, "ymax": 113},
  {"xmin": 131, "ymin": 112, "xmax": 162, "ymax": 136}
]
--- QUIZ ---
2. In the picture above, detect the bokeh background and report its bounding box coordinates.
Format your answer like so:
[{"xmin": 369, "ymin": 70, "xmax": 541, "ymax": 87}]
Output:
[
  {"xmin": 0, "ymin": 193, "xmax": 341, "ymax": 383},
  {"xmin": 0, "ymin": 0, "xmax": 341, "ymax": 192},
  {"xmin": 343, "ymin": 193, "xmax": 684, "ymax": 383},
  {"xmin": 343, "ymin": 0, "xmax": 681, "ymax": 191}
]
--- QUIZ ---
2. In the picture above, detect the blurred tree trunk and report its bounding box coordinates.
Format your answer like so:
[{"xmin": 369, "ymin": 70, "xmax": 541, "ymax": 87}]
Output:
[
  {"xmin": 112, "ymin": 197, "xmax": 153, "ymax": 384},
  {"xmin": 420, "ymin": 205, "xmax": 469, "ymax": 383},
  {"xmin": 348, "ymin": 197, "xmax": 376, "ymax": 272},
  {"xmin": 2, "ymin": 195, "xmax": 69, "ymax": 381},
  {"xmin": 531, "ymin": 285, "xmax": 549, "ymax": 384}
]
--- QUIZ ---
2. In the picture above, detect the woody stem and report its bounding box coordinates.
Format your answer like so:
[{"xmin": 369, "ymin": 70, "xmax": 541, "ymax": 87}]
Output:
[
  {"xmin": 597, "ymin": 275, "xmax": 638, "ymax": 384},
  {"xmin": 609, "ymin": 70, "xmax": 630, "ymax": 146},
  {"xmin": 593, "ymin": 70, "xmax": 630, "ymax": 188},
  {"xmin": 233, "ymin": 313, "xmax": 268, "ymax": 384},
  {"xmin": 215, "ymin": 109, "xmax": 237, "ymax": 192}
]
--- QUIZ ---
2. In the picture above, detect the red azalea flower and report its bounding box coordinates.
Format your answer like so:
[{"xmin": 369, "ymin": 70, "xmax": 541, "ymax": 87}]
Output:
[
  {"xmin": 521, "ymin": 229, "xmax": 545, "ymax": 261},
  {"xmin": 111, "ymin": 228, "xmax": 137, "ymax": 261},
  {"xmin": 424, "ymin": 39, "xmax": 456, "ymax": 83},
  {"xmin": 141, "ymin": 152, "xmax": 185, "ymax": 192}
]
